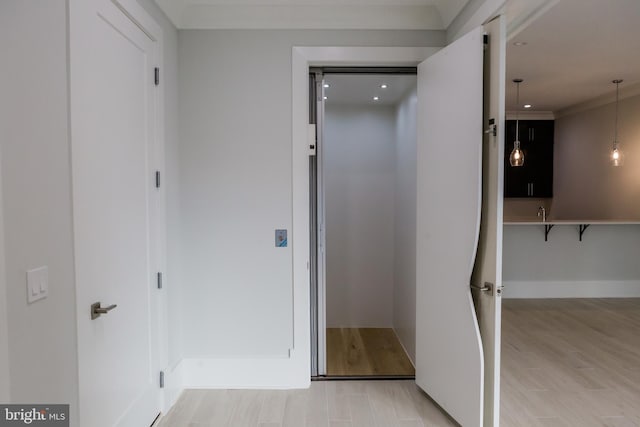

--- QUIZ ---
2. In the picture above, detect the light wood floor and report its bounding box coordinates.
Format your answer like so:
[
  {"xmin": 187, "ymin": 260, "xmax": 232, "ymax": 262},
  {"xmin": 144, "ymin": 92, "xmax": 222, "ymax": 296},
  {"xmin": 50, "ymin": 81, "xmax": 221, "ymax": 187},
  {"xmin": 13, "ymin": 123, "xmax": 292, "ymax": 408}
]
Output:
[
  {"xmin": 159, "ymin": 299, "xmax": 640, "ymax": 426},
  {"xmin": 502, "ymin": 298, "xmax": 640, "ymax": 426},
  {"xmin": 157, "ymin": 380, "xmax": 456, "ymax": 427},
  {"xmin": 326, "ymin": 328, "xmax": 415, "ymax": 376}
]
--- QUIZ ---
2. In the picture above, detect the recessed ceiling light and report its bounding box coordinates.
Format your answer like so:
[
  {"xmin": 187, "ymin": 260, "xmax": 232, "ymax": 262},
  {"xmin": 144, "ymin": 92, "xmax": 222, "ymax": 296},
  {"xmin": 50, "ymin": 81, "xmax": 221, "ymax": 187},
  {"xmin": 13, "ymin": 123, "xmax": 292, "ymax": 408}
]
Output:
[
  {"xmin": 323, "ymin": 83, "xmax": 330, "ymax": 88},
  {"xmin": 323, "ymin": 96, "xmax": 327, "ymax": 100},
  {"xmin": 380, "ymin": 84, "xmax": 388, "ymax": 89},
  {"xmin": 513, "ymin": 42, "xmax": 528, "ymax": 46},
  {"xmin": 373, "ymin": 96, "xmax": 379, "ymax": 101},
  {"xmin": 524, "ymin": 104, "xmax": 532, "ymax": 109}
]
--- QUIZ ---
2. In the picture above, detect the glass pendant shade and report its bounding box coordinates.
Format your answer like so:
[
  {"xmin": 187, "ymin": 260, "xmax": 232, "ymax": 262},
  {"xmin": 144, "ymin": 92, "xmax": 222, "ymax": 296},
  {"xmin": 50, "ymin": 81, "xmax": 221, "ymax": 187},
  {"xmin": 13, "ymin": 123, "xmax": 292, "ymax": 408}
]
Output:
[
  {"xmin": 511, "ymin": 79, "xmax": 524, "ymax": 167},
  {"xmin": 611, "ymin": 144, "xmax": 623, "ymax": 167},
  {"xmin": 610, "ymin": 79, "xmax": 623, "ymax": 167},
  {"xmin": 510, "ymin": 140, "xmax": 524, "ymax": 166}
]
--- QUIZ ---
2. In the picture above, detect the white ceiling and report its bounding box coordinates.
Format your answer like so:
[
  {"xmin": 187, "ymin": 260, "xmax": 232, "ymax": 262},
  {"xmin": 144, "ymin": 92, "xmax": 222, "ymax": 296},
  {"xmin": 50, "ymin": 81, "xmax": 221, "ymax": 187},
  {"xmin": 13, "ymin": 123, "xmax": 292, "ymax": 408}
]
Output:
[
  {"xmin": 323, "ymin": 74, "xmax": 417, "ymax": 106},
  {"xmin": 154, "ymin": 0, "xmax": 470, "ymax": 29},
  {"xmin": 506, "ymin": 0, "xmax": 640, "ymax": 113}
]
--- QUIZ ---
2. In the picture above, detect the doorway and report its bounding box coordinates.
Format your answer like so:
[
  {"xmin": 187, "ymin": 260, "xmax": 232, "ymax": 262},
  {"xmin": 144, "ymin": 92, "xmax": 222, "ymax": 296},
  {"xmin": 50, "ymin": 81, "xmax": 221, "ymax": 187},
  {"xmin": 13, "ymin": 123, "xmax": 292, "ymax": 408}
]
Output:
[{"xmin": 310, "ymin": 68, "xmax": 418, "ymax": 378}]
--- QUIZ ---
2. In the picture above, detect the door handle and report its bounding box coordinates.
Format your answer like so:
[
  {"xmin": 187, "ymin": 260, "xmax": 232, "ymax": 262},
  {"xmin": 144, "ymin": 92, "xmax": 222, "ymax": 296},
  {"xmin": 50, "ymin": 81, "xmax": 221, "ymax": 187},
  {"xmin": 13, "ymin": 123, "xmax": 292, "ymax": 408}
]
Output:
[
  {"xmin": 471, "ymin": 282, "xmax": 492, "ymax": 292},
  {"xmin": 91, "ymin": 302, "xmax": 118, "ymax": 320}
]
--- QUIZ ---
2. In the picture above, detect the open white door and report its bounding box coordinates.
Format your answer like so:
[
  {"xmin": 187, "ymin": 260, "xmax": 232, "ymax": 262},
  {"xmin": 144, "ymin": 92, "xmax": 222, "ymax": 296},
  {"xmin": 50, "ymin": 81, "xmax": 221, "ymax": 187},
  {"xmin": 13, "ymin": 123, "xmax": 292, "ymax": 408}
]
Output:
[
  {"xmin": 416, "ymin": 22, "xmax": 503, "ymax": 427},
  {"xmin": 473, "ymin": 16, "xmax": 505, "ymax": 427},
  {"xmin": 70, "ymin": 0, "xmax": 162, "ymax": 425}
]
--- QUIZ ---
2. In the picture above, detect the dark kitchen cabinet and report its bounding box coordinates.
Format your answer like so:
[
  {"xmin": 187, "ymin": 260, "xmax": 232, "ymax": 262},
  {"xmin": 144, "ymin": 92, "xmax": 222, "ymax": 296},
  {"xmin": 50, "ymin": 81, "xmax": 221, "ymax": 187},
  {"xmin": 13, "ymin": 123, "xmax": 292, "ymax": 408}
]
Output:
[{"xmin": 504, "ymin": 119, "xmax": 554, "ymax": 198}]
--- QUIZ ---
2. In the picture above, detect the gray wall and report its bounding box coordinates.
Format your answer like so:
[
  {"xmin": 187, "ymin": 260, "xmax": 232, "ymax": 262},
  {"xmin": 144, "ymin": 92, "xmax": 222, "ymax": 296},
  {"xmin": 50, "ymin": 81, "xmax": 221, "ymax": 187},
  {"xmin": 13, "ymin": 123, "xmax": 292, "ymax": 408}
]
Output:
[
  {"xmin": 393, "ymin": 88, "xmax": 417, "ymax": 363},
  {"xmin": 325, "ymin": 105, "xmax": 396, "ymax": 328},
  {"xmin": 178, "ymin": 29, "xmax": 443, "ymax": 358},
  {"xmin": 0, "ymin": 0, "xmax": 79, "ymax": 420},
  {"xmin": 553, "ymin": 94, "xmax": 640, "ymax": 220}
]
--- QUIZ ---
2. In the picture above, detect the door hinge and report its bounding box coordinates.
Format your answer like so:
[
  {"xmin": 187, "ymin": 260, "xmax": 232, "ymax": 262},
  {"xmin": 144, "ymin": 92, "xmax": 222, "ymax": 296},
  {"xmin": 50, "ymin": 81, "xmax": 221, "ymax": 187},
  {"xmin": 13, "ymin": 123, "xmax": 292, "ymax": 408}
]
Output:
[
  {"xmin": 154, "ymin": 67, "xmax": 160, "ymax": 86},
  {"xmin": 155, "ymin": 171, "xmax": 161, "ymax": 188},
  {"xmin": 159, "ymin": 371, "xmax": 165, "ymax": 388},
  {"xmin": 157, "ymin": 272, "xmax": 163, "ymax": 289},
  {"xmin": 483, "ymin": 34, "xmax": 489, "ymax": 45}
]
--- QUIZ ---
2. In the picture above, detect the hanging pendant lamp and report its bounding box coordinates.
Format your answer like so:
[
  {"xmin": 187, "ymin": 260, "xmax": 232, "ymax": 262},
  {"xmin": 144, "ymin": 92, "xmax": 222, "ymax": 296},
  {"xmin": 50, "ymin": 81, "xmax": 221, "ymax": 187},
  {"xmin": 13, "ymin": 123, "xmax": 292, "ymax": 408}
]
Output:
[
  {"xmin": 510, "ymin": 79, "xmax": 524, "ymax": 167},
  {"xmin": 610, "ymin": 79, "xmax": 623, "ymax": 167}
]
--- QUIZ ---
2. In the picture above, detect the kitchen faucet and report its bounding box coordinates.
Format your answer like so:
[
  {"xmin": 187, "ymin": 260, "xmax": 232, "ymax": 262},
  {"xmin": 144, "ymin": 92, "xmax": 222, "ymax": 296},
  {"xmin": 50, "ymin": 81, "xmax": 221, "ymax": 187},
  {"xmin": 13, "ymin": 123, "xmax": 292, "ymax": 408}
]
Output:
[{"xmin": 537, "ymin": 206, "xmax": 546, "ymax": 222}]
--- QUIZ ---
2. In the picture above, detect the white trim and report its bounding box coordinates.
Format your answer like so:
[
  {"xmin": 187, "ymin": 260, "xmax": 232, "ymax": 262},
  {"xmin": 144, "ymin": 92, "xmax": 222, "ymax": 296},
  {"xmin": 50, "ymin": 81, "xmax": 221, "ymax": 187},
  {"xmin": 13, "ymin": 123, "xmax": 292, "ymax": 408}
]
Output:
[
  {"xmin": 161, "ymin": 359, "xmax": 184, "ymax": 411},
  {"xmin": 503, "ymin": 280, "xmax": 640, "ymax": 299},
  {"xmin": 505, "ymin": 110, "xmax": 554, "ymax": 120},
  {"xmin": 295, "ymin": 49, "xmax": 441, "ymax": 385},
  {"xmin": 113, "ymin": 0, "xmax": 163, "ymax": 40}
]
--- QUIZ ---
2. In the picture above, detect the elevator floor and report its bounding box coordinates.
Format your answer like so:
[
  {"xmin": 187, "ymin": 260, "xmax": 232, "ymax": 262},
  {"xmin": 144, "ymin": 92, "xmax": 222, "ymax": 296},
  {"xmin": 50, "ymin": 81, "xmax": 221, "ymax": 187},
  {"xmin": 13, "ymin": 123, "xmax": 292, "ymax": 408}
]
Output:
[{"xmin": 326, "ymin": 328, "xmax": 415, "ymax": 376}]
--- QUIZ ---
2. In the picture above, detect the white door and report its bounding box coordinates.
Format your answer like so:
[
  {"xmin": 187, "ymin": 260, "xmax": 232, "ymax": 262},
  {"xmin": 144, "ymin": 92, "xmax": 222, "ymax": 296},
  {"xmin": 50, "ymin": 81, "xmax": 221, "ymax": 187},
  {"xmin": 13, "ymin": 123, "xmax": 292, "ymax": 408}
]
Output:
[
  {"xmin": 416, "ymin": 21, "xmax": 504, "ymax": 427},
  {"xmin": 472, "ymin": 16, "xmax": 506, "ymax": 427},
  {"xmin": 70, "ymin": 0, "xmax": 162, "ymax": 426}
]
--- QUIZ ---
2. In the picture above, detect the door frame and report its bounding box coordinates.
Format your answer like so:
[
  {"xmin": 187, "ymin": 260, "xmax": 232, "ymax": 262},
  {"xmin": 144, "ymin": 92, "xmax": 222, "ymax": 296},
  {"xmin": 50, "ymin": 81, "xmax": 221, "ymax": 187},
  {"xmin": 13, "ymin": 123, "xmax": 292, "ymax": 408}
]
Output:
[
  {"xmin": 69, "ymin": 0, "xmax": 169, "ymax": 416},
  {"xmin": 292, "ymin": 47, "xmax": 439, "ymax": 379},
  {"xmin": 308, "ymin": 67, "xmax": 419, "ymax": 377}
]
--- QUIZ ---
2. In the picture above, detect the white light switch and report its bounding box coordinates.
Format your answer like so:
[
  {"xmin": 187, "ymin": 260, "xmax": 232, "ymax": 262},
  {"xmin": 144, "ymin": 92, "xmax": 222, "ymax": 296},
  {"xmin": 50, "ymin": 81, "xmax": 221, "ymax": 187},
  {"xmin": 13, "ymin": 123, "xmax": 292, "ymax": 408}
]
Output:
[{"xmin": 27, "ymin": 266, "xmax": 48, "ymax": 304}]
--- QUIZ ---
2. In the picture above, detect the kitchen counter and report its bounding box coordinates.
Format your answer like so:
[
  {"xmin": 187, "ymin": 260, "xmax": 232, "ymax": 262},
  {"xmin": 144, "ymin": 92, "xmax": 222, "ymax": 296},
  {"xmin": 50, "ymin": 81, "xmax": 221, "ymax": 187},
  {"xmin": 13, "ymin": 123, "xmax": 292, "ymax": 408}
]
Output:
[{"xmin": 504, "ymin": 219, "xmax": 640, "ymax": 225}]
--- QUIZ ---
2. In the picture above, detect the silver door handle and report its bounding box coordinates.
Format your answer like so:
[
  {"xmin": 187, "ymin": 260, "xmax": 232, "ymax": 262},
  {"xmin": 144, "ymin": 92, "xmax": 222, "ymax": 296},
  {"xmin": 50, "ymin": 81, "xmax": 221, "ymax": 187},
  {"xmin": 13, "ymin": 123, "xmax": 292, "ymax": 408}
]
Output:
[
  {"xmin": 471, "ymin": 282, "xmax": 492, "ymax": 292},
  {"xmin": 91, "ymin": 302, "xmax": 117, "ymax": 320}
]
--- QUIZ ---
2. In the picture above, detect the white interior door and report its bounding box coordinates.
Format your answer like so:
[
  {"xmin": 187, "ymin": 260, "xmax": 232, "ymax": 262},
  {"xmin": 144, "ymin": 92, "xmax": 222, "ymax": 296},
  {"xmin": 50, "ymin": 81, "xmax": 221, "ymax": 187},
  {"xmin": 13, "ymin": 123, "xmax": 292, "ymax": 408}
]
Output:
[
  {"xmin": 70, "ymin": 0, "xmax": 161, "ymax": 425},
  {"xmin": 472, "ymin": 16, "xmax": 505, "ymax": 427},
  {"xmin": 415, "ymin": 26, "xmax": 485, "ymax": 427}
]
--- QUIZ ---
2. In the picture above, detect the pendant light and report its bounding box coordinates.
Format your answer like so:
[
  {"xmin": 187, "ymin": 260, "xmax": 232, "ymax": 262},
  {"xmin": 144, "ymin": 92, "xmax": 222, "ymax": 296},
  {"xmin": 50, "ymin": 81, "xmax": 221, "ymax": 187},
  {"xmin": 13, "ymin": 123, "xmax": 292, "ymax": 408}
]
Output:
[
  {"xmin": 510, "ymin": 79, "xmax": 525, "ymax": 167},
  {"xmin": 610, "ymin": 79, "xmax": 623, "ymax": 166}
]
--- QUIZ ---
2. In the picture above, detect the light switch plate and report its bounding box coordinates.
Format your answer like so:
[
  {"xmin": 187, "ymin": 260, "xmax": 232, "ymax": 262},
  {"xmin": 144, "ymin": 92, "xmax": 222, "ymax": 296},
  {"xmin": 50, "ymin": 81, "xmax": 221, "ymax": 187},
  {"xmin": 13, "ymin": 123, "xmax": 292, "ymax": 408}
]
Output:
[{"xmin": 26, "ymin": 266, "xmax": 48, "ymax": 304}]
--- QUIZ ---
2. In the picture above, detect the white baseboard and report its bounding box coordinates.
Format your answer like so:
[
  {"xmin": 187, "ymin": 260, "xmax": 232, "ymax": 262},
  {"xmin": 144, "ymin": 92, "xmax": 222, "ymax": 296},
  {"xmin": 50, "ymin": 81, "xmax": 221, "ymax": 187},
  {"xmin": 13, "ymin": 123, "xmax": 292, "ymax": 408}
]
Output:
[
  {"xmin": 162, "ymin": 359, "xmax": 184, "ymax": 413},
  {"xmin": 176, "ymin": 348, "xmax": 311, "ymax": 389},
  {"xmin": 503, "ymin": 280, "xmax": 640, "ymax": 299}
]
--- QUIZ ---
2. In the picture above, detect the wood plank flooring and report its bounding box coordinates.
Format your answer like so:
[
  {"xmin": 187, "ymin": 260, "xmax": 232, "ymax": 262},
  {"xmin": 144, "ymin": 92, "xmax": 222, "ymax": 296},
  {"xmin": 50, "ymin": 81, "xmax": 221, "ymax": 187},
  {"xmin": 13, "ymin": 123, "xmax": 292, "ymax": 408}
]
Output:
[
  {"xmin": 158, "ymin": 299, "xmax": 640, "ymax": 426},
  {"xmin": 157, "ymin": 380, "xmax": 456, "ymax": 427},
  {"xmin": 326, "ymin": 328, "xmax": 415, "ymax": 376},
  {"xmin": 501, "ymin": 298, "xmax": 640, "ymax": 426}
]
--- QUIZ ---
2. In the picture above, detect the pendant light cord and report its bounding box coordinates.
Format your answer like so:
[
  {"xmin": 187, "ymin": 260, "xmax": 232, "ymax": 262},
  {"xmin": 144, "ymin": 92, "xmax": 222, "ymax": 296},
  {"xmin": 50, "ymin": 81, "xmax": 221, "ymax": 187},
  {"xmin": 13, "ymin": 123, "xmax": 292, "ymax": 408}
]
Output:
[
  {"xmin": 614, "ymin": 81, "xmax": 619, "ymax": 145},
  {"xmin": 515, "ymin": 81, "xmax": 520, "ymax": 138}
]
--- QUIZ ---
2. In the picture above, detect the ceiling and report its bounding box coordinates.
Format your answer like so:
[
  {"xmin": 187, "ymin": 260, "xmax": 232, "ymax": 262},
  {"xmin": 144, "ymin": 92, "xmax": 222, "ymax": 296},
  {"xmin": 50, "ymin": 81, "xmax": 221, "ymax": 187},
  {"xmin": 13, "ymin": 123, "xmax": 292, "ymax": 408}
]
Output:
[
  {"xmin": 154, "ymin": 0, "xmax": 470, "ymax": 29},
  {"xmin": 323, "ymin": 74, "xmax": 417, "ymax": 106},
  {"xmin": 506, "ymin": 0, "xmax": 640, "ymax": 113}
]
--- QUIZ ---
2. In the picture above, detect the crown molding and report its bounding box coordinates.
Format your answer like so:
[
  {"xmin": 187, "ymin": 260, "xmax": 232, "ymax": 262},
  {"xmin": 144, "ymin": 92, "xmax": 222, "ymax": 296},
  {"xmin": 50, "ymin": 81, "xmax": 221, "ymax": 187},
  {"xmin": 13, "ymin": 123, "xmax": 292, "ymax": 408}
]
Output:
[
  {"xmin": 506, "ymin": 110, "xmax": 554, "ymax": 120},
  {"xmin": 156, "ymin": 2, "xmax": 447, "ymax": 30}
]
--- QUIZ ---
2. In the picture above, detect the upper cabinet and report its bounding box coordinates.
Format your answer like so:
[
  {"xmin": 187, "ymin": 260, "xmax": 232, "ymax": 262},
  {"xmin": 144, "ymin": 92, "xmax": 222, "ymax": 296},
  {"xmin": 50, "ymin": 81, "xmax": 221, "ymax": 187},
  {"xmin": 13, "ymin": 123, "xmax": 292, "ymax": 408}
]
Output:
[{"xmin": 504, "ymin": 119, "xmax": 554, "ymax": 198}]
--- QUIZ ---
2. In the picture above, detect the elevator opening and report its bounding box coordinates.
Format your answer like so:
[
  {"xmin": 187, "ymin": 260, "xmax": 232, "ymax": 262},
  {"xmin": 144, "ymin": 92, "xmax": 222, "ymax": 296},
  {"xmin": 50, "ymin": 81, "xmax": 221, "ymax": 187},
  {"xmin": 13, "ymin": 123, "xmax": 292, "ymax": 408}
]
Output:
[{"xmin": 310, "ymin": 68, "xmax": 418, "ymax": 378}]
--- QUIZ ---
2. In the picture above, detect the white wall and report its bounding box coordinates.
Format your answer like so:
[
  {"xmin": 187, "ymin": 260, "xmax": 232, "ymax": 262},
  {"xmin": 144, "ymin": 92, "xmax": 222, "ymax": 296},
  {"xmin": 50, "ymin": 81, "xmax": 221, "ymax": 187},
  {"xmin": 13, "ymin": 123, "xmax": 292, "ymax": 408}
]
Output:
[
  {"xmin": 393, "ymin": 88, "xmax": 417, "ymax": 363},
  {"xmin": 0, "ymin": 1, "xmax": 79, "ymax": 421},
  {"xmin": 178, "ymin": 30, "xmax": 444, "ymax": 362},
  {"xmin": 324, "ymin": 105, "xmax": 396, "ymax": 328},
  {"xmin": 503, "ymin": 224, "xmax": 640, "ymax": 297},
  {"xmin": 553, "ymin": 94, "xmax": 640, "ymax": 220}
]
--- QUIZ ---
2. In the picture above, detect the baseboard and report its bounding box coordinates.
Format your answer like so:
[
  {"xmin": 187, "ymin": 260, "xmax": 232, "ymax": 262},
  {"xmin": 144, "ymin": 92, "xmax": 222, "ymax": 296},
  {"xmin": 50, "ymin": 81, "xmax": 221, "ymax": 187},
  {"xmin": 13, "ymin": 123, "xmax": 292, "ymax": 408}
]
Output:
[
  {"xmin": 503, "ymin": 280, "xmax": 640, "ymax": 299},
  {"xmin": 178, "ymin": 348, "xmax": 311, "ymax": 389},
  {"xmin": 392, "ymin": 327, "xmax": 415, "ymax": 368},
  {"xmin": 162, "ymin": 358, "xmax": 184, "ymax": 413}
]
